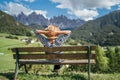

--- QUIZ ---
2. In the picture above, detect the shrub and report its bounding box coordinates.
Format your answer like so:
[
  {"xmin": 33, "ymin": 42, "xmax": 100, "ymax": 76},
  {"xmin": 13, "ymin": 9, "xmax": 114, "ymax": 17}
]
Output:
[
  {"xmin": 94, "ymin": 45, "xmax": 109, "ymax": 72},
  {"xmin": 106, "ymin": 46, "xmax": 120, "ymax": 73},
  {"xmin": 5, "ymin": 35, "xmax": 19, "ymax": 39},
  {"xmin": 65, "ymin": 38, "xmax": 78, "ymax": 45}
]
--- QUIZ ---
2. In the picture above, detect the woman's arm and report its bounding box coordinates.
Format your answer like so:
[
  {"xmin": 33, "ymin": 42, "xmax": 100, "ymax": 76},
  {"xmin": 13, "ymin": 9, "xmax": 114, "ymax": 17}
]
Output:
[
  {"xmin": 57, "ymin": 30, "xmax": 71, "ymax": 35},
  {"xmin": 36, "ymin": 30, "xmax": 48, "ymax": 34}
]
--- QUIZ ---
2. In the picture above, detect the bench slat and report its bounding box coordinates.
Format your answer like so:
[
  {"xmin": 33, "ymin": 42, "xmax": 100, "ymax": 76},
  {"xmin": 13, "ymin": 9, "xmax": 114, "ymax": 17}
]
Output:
[
  {"xmin": 19, "ymin": 59, "xmax": 96, "ymax": 65},
  {"xmin": 13, "ymin": 53, "xmax": 96, "ymax": 60},
  {"xmin": 90, "ymin": 46, "xmax": 97, "ymax": 50},
  {"xmin": 11, "ymin": 46, "xmax": 94, "ymax": 52}
]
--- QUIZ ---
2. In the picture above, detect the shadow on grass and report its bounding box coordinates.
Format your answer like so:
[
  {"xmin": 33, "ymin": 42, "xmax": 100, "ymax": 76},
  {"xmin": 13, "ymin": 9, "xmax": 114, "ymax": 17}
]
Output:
[{"xmin": 0, "ymin": 72, "xmax": 14, "ymax": 80}]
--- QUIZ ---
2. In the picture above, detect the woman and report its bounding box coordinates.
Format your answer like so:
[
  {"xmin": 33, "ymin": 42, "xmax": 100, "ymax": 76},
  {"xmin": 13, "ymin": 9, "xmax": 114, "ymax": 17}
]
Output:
[{"xmin": 34, "ymin": 24, "xmax": 71, "ymax": 73}]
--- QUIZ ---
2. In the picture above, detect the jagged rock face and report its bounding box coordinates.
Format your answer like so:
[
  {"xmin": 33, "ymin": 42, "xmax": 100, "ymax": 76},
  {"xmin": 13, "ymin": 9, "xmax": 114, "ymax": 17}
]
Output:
[
  {"xmin": 14, "ymin": 12, "xmax": 85, "ymax": 30},
  {"xmin": 15, "ymin": 12, "xmax": 48, "ymax": 26}
]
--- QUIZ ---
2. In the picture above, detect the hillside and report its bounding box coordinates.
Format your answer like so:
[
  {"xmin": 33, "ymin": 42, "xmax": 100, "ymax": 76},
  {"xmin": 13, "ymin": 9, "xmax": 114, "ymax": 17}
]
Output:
[
  {"xmin": 71, "ymin": 10, "xmax": 120, "ymax": 46},
  {"xmin": 0, "ymin": 11, "xmax": 32, "ymax": 36}
]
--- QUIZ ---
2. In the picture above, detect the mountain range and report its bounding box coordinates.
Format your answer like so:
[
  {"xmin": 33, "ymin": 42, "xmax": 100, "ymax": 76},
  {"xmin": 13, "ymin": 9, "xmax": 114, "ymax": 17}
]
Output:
[
  {"xmin": 0, "ymin": 10, "xmax": 120, "ymax": 46},
  {"xmin": 14, "ymin": 12, "xmax": 85, "ymax": 30},
  {"xmin": 71, "ymin": 10, "xmax": 120, "ymax": 46}
]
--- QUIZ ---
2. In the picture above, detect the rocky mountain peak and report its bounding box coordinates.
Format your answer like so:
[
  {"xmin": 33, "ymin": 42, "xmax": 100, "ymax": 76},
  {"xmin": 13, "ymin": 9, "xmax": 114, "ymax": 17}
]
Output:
[{"xmin": 14, "ymin": 12, "xmax": 85, "ymax": 30}]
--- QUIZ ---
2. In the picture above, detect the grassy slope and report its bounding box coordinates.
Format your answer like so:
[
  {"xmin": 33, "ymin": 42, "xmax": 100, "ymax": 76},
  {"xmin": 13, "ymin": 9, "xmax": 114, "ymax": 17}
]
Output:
[
  {"xmin": 0, "ymin": 37, "xmax": 25, "ymax": 72},
  {"xmin": 0, "ymin": 33, "xmax": 41, "ymax": 72}
]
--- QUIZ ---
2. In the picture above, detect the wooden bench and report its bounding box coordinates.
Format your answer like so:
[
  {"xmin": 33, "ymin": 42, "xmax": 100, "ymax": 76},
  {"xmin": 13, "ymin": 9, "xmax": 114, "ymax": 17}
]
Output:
[{"xmin": 11, "ymin": 46, "xmax": 96, "ymax": 80}]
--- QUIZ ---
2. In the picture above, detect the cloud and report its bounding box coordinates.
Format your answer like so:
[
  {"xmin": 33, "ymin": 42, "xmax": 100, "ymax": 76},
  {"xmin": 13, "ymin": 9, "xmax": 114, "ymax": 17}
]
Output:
[
  {"xmin": 24, "ymin": 0, "xmax": 35, "ymax": 3},
  {"xmin": 51, "ymin": 0, "xmax": 120, "ymax": 21},
  {"xmin": 68, "ymin": 9, "xmax": 98, "ymax": 21},
  {"xmin": 0, "ymin": 2, "xmax": 48, "ymax": 18},
  {"xmin": 3, "ymin": 2, "xmax": 31, "ymax": 15},
  {"xmin": 33, "ymin": 10, "xmax": 48, "ymax": 18}
]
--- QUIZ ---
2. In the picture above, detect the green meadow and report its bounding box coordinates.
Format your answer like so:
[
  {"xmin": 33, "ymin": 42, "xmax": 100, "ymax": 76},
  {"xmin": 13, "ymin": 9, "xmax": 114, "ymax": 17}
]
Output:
[
  {"xmin": 0, "ymin": 35, "xmax": 24, "ymax": 72},
  {"xmin": 0, "ymin": 33, "xmax": 120, "ymax": 80}
]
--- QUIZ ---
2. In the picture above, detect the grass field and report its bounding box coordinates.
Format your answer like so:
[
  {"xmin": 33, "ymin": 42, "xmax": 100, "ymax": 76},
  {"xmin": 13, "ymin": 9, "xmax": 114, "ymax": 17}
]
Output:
[
  {"xmin": 0, "ymin": 37, "xmax": 24, "ymax": 72},
  {"xmin": 0, "ymin": 71, "xmax": 120, "ymax": 80},
  {"xmin": 0, "ymin": 33, "xmax": 120, "ymax": 80},
  {"xmin": 0, "ymin": 33, "xmax": 40, "ymax": 72}
]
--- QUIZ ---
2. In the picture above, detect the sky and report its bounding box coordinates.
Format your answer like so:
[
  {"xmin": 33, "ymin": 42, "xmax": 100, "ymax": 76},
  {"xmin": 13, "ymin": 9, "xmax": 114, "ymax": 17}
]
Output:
[{"xmin": 0, "ymin": 0, "xmax": 120, "ymax": 21}]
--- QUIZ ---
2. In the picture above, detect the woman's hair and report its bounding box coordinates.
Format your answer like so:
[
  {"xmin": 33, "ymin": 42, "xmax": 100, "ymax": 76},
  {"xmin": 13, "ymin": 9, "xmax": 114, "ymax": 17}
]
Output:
[{"xmin": 45, "ymin": 24, "xmax": 60, "ymax": 31}]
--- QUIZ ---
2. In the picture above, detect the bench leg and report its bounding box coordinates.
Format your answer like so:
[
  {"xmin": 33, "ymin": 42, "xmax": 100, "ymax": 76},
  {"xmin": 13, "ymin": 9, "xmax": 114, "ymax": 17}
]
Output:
[
  {"xmin": 14, "ymin": 63, "xmax": 19, "ymax": 80},
  {"xmin": 88, "ymin": 62, "xmax": 90, "ymax": 80},
  {"xmin": 24, "ymin": 64, "xmax": 28, "ymax": 73},
  {"xmin": 19, "ymin": 64, "xmax": 28, "ymax": 73},
  {"xmin": 88, "ymin": 46, "xmax": 91, "ymax": 80}
]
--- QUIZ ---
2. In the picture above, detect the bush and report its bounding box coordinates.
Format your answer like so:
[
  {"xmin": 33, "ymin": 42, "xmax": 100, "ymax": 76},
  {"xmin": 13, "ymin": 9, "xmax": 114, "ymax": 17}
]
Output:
[
  {"xmin": 5, "ymin": 35, "xmax": 19, "ymax": 39},
  {"xmin": 65, "ymin": 38, "xmax": 78, "ymax": 45},
  {"xmin": 93, "ymin": 45, "xmax": 109, "ymax": 72},
  {"xmin": 106, "ymin": 46, "xmax": 120, "ymax": 73},
  {"xmin": 22, "ymin": 64, "xmax": 52, "ymax": 74},
  {"xmin": 115, "ymin": 46, "xmax": 120, "ymax": 72}
]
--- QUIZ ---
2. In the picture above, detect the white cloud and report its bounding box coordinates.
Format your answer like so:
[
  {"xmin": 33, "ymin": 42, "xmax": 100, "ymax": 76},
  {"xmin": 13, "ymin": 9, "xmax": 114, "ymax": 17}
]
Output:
[
  {"xmin": 33, "ymin": 10, "xmax": 48, "ymax": 18},
  {"xmin": 4, "ymin": 2, "xmax": 31, "ymax": 15},
  {"xmin": 51, "ymin": 0, "xmax": 120, "ymax": 21},
  {"xmin": 0, "ymin": 2, "xmax": 48, "ymax": 18},
  {"xmin": 68, "ymin": 9, "xmax": 99, "ymax": 21},
  {"xmin": 24, "ymin": 0, "xmax": 35, "ymax": 3}
]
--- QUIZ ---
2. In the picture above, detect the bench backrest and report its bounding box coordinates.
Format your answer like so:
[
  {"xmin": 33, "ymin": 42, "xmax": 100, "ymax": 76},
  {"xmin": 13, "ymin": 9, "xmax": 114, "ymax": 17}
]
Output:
[{"xmin": 11, "ymin": 46, "xmax": 96, "ymax": 60}]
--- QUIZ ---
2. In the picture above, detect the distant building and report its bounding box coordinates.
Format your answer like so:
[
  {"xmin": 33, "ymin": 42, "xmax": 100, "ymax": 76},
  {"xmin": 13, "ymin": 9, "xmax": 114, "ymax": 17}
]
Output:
[{"xmin": 21, "ymin": 37, "xmax": 35, "ymax": 44}]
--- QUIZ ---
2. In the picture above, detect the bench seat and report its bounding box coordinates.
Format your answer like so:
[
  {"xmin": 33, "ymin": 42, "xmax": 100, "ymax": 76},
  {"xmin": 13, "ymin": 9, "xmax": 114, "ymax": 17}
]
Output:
[{"xmin": 19, "ymin": 59, "xmax": 96, "ymax": 64}]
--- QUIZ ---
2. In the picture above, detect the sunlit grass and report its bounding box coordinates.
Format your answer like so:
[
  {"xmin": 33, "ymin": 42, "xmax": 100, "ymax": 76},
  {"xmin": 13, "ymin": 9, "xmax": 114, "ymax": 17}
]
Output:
[
  {"xmin": 0, "ymin": 72, "xmax": 120, "ymax": 80},
  {"xmin": 0, "ymin": 33, "xmax": 42, "ymax": 72},
  {"xmin": 0, "ymin": 33, "xmax": 27, "ymax": 72}
]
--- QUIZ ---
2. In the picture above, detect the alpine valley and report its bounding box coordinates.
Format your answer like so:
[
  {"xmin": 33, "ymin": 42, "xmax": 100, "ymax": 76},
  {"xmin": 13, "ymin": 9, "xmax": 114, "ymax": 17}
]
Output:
[{"xmin": 0, "ymin": 10, "xmax": 120, "ymax": 46}]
